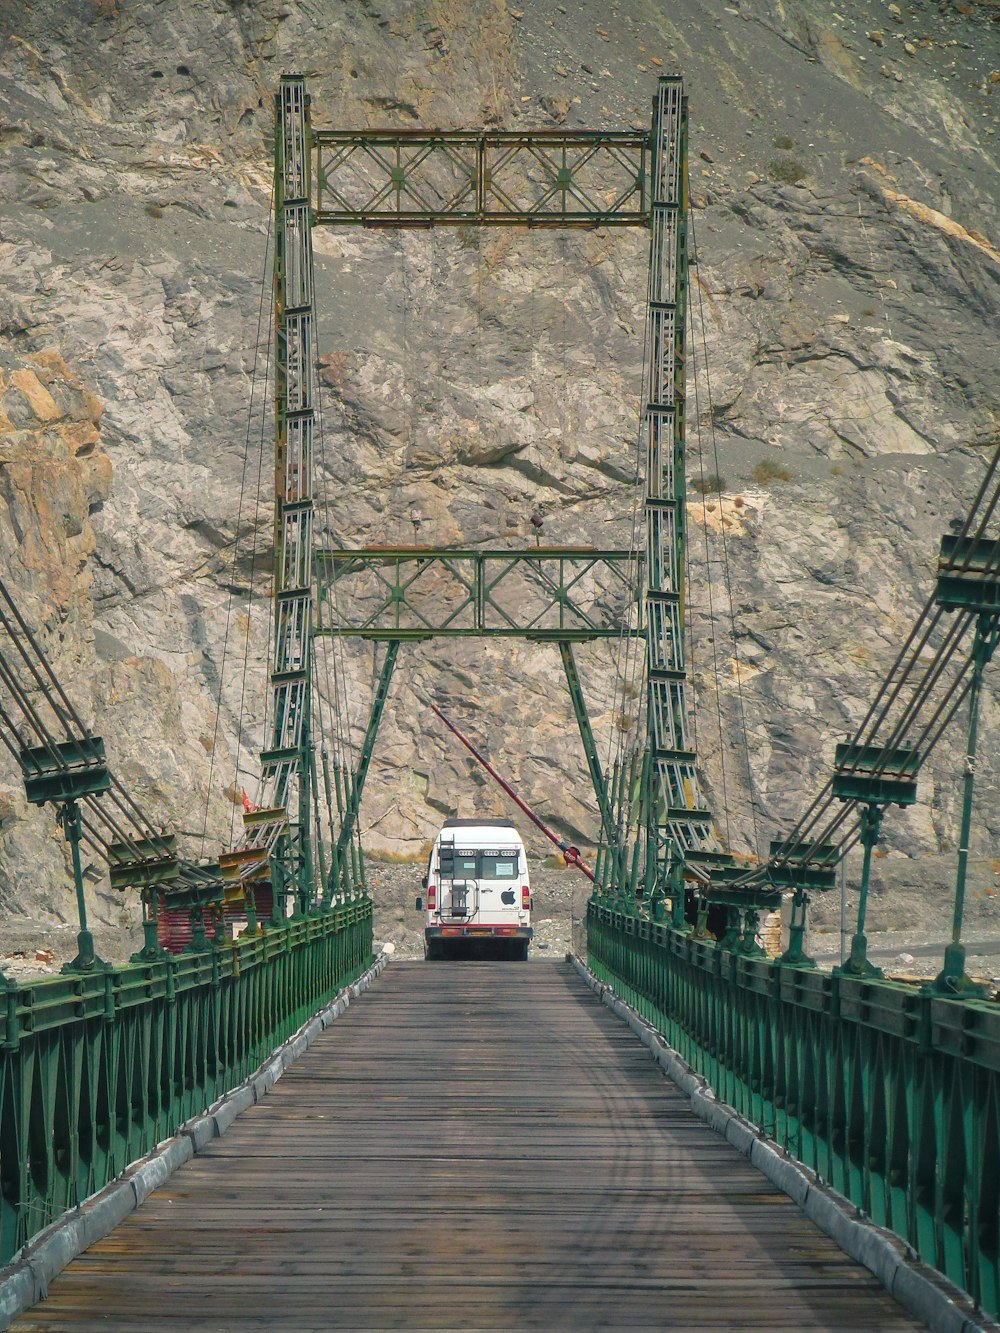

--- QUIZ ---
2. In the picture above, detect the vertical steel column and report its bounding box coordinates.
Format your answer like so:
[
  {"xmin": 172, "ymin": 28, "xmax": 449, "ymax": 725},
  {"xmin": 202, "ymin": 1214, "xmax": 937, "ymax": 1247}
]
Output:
[
  {"xmin": 267, "ymin": 75, "xmax": 317, "ymax": 899},
  {"xmin": 332, "ymin": 640, "xmax": 401, "ymax": 884},
  {"xmin": 558, "ymin": 642, "xmax": 613, "ymax": 840},
  {"xmin": 641, "ymin": 78, "xmax": 718, "ymax": 890},
  {"xmin": 933, "ymin": 612, "xmax": 999, "ymax": 995},
  {"xmin": 61, "ymin": 800, "xmax": 100, "ymax": 972},
  {"xmin": 836, "ymin": 804, "xmax": 885, "ymax": 980}
]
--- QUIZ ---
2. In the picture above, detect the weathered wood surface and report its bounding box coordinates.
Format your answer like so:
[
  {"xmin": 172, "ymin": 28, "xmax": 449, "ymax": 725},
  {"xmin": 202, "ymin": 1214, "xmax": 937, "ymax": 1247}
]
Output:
[{"xmin": 13, "ymin": 961, "xmax": 923, "ymax": 1330}]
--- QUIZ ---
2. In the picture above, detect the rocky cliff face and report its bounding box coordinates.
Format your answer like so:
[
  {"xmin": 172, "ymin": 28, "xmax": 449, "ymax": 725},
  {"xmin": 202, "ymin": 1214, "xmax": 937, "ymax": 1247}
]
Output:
[{"xmin": 0, "ymin": 0, "xmax": 998, "ymax": 937}]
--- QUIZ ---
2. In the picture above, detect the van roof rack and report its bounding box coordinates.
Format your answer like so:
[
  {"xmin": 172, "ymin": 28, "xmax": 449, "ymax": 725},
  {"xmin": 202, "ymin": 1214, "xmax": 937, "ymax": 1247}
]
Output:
[{"xmin": 442, "ymin": 817, "xmax": 517, "ymax": 829}]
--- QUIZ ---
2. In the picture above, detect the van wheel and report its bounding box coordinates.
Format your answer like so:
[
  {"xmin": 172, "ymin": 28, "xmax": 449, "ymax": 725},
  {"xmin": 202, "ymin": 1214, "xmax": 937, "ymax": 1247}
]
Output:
[
  {"xmin": 424, "ymin": 940, "xmax": 440, "ymax": 961},
  {"xmin": 515, "ymin": 940, "xmax": 529, "ymax": 961}
]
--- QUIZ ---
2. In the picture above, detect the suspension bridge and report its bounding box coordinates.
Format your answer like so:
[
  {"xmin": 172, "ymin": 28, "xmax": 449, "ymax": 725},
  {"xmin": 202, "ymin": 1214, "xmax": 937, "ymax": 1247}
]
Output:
[{"xmin": 0, "ymin": 74, "xmax": 998, "ymax": 1330}]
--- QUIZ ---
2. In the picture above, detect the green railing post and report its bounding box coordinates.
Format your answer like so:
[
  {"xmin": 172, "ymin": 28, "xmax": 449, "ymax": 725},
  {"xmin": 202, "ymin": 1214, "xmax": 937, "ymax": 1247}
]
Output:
[
  {"xmin": 626, "ymin": 834, "xmax": 643, "ymax": 904},
  {"xmin": 132, "ymin": 888, "xmax": 167, "ymax": 962},
  {"xmin": 718, "ymin": 905, "xmax": 740, "ymax": 951},
  {"xmin": 668, "ymin": 858, "xmax": 689, "ymax": 932},
  {"xmin": 61, "ymin": 800, "xmax": 103, "ymax": 974},
  {"xmin": 188, "ymin": 907, "xmax": 209, "ymax": 953},
  {"xmin": 738, "ymin": 908, "xmax": 766, "ymax": 957},
  {"xmin": 604, "ymin": 758, "xmax": 622, "ymax": 903},
  {"xmin": 776, "ymin": 888, "xmax": 815, "ymax": 968},
  {"xmin": 836, "ymin": 804, "xmax": 884, "ymax": 980},
  {"xmin": 243, "ymin": 883, "xmax": 259, "ymax": 935},
  {"xmin": 932, "ymin": 612, "xmax": 998, "ymax": 997}
]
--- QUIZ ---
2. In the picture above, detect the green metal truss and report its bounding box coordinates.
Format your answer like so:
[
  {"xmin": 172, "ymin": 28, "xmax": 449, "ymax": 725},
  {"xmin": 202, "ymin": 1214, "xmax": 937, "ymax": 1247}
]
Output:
[
  {"xmin": 294, "ymin": 74, "xmax": 720, "ymax": 902},
  {"xmin": 263, "ymin": 76, "xmax": 318, "ymax": 902},
  {"xmin": 639, "ymin": 80, "xmax": 721, "ymax": 886},
  {"xmin": 314, "ymin": 547, "xmax": 642, "ymax": 641},
  {"xmin": 313, "ymin": 544, "xmax": 641, "ymax": 862},
  {"xmin": 313, "ymin": 129, "xmax": 649, "ymax": 226}
]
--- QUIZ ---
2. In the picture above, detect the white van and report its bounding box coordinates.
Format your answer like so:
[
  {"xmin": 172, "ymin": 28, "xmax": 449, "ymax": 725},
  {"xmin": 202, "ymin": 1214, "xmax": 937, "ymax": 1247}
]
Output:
[{"xmin": 417, "ymin": 818, "xmax": 532, "ymax": 960}]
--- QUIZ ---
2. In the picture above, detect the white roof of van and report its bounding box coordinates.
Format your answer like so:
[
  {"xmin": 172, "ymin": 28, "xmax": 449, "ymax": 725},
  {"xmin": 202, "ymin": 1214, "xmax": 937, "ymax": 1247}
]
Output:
[
  {"xmin": 442, "ymin": 818, "xmax": 515, "ymax": 829},
  {"xmin": 438, "ymin": 822, "xmax": 523, "ymax": 843}
]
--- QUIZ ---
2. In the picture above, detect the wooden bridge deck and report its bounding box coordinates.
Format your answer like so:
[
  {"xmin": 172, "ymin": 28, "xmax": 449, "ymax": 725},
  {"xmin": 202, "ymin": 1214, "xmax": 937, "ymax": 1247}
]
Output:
[{"xmin": 13, "ymin": 961, "xmax": 923, "ymax": 1331}]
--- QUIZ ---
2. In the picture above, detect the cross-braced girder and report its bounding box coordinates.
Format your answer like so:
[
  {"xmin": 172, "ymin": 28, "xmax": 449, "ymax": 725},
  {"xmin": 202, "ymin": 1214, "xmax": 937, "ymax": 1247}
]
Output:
[
  {"xmin": 314, "ymin": 129, "xmax": 649, "ymax": 226},
  {"xmin": 315, "ymin": 547, "xmax": 642, "ymax": 641}
]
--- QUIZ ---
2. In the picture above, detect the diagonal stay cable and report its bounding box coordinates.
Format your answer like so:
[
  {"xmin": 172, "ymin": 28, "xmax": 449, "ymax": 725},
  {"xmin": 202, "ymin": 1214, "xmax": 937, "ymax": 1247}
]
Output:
[{"xmin": 744, "ymin": 451, "xmax": 1000, "ymax": 882}]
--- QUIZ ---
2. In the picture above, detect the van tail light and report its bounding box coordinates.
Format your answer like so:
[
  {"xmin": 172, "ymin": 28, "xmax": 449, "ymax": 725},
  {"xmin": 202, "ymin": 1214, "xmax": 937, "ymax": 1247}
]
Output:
[
  {"xmin": 521, "ymin": 885, "xmax": 530, "ymax": 910},
  {"xmin": 428, "ymin": 883, "xmax": 436, "ymax": 910}
]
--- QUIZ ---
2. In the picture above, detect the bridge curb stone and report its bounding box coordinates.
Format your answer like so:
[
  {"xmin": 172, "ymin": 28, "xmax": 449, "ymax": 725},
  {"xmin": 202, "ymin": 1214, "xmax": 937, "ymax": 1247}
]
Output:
[
  {"xmin": 569, "ymin": 951, "xmax": 999, "ymax": 1333},
  {"xmin": 0, "ymin": 951, "xmax": 389, "ymax": 1332}
]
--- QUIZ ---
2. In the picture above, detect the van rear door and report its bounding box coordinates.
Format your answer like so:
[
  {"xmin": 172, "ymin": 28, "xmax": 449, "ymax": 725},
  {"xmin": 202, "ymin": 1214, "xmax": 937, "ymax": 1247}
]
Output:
[
  {"xmin": 474, "ymin": 848, "xmax": 521, "ymax": 924},
  {"xmin": 443, "ymin": 848, "xmax": 478, "ymax": 919}
]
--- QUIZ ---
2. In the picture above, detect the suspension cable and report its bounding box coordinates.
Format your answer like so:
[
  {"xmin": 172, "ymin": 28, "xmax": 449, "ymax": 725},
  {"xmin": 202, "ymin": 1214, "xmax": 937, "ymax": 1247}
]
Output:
[
  {"xmin": 201, "ymin": 182, "xmax": 274, "ymax": 857},
  {"xmin": 231, "ymin": 234, "xmax": 275, "ymax": 844},
  {"xmin": 686, "ymin": 242, "xmax": 731, "ymax": 849},
  {"xmin": 689, "ymin": 208, "xmax": 761, "ymax": 861},
  {"xmin": 747, "ymin": 444, "xmax": 1000, "ymax": 881}
]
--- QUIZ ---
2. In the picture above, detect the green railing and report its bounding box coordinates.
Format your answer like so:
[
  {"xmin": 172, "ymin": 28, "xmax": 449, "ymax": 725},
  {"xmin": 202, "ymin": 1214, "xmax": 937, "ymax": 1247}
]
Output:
[
  {"xmin": 0, "ymin": 899, "xmax": 374, "ymax": 1265},
  {"xmin": 588, "ymin": 901, "xmax": 1000, "ymax": 1317}
]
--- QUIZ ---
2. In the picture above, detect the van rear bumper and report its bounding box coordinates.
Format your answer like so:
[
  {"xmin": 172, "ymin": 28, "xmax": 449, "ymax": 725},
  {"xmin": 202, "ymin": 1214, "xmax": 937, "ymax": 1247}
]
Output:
[{"xmin": 426, "ymin": 924, "xmax": 533, "ymax": 941}]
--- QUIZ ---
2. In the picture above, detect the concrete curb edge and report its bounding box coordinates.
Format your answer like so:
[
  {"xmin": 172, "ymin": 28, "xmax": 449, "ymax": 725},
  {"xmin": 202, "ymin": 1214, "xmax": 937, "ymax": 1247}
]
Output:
[
  {"xmin": 0, "ymin": 950, "xmax": 389, "ymax": 1329},
  {"xmin": 569, "ymin": 951, "xmax": 999, "ymax": 1333}
]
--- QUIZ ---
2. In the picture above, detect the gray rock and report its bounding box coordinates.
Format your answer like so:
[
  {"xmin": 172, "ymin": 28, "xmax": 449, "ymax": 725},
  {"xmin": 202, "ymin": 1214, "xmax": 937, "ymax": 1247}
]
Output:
[{"xmin": 0, "ymin": 0, "xmax": 997, "ymax": 938}]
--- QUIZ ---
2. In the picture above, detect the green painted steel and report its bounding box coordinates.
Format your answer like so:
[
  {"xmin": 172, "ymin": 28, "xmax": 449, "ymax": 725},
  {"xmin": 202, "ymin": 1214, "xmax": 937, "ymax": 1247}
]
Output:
[
  {"xmin": 315, "ymin": 547, "xmax": 642, "ymax": 641},
  {"xmin": 587, "ymin": 900, "xmax": 1000, "ymax": 1318},
  {"xmin": 313, "ymin": 129, "xmax": 649, "ymax": 226},
  {"xmin": 331, "ymin": 640, "xmax": 400, "ymax": 897},
  {"xmin": 0, "ymin": 899, "xmax": 373, "ymax": 1266},
  {"xmin": 640, "ymin": 80, "xmax": 720, "ymax": 880},
  {"xmin": 232, "ymin": 72, "xmax": 321, "ymax": 908},
  {"xmin": 307, "ymin": 90, "xmax": 668, "ymax": 923},
  {"xmin": 558, "ymin": 641, "xmax": 613, "ymax": 842}
]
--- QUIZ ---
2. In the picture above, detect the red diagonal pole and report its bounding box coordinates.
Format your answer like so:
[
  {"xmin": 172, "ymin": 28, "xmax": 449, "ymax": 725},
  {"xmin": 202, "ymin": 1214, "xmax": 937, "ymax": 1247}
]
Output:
[{"xmin": 428, "ymin": 701, "xmax": 594, "ymax": 882}]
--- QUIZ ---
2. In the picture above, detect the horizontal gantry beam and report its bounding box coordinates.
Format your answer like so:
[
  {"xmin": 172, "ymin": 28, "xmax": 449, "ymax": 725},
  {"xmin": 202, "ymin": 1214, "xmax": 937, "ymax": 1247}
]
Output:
[
  {"xmin": 313, "ymin": 130, "xmax": 651, "ymax": 226},
  {"xmin": 314, "ymin": 547, "xmax": 643, "ymax": 639}
]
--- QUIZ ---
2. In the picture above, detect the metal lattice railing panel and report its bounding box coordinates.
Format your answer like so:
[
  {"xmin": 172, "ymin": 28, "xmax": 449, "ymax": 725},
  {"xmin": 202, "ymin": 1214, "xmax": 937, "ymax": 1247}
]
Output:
[
  {"xmin": 0, "ymin": 904, "xmax": 373, "ymax": 1265},
  {"xmin": 587, "ymin": 904, "xmax": 1000, "ymax": 1319}
]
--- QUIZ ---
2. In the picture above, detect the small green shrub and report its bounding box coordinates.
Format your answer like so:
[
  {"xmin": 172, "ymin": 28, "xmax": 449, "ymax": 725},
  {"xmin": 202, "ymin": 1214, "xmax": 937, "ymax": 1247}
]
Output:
[
  {"xmin": 773, "ymin": 134, "xmax": 795, "ymax": 151},
  {"xmin": 690, "ymin": 472, "xmax": 727, "ymax": 495},
  {"xmin": 753, "ymin": 458, "xmax": 792, "ymax": 485},
  {"xmin": 767, "ymin": 158, "xmax": 807, "ymax": 185}
]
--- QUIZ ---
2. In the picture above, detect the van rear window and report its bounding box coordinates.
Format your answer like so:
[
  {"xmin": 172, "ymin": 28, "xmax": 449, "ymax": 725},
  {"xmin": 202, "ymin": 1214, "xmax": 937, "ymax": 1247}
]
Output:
[
  {"xmin": 480, "ymin": 853, "xmax": 518, "ymax": 879},
  {"xmin": 439, "ymin": 849, "xmax": 520, "ymax": 879}
]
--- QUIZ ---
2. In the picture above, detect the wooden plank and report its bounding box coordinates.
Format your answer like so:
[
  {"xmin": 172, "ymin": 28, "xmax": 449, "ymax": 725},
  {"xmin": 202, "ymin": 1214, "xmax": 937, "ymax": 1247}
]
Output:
[{"xmin": 10, "ymin": 961, "xmax": 924, "ymax": 1331}]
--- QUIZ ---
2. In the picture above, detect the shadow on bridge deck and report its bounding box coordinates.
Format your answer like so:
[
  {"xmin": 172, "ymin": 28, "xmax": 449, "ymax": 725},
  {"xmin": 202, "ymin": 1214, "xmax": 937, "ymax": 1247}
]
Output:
[{"xmin": 11, "ymin": 961, "xmax": 923, "ymax": 1332}]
